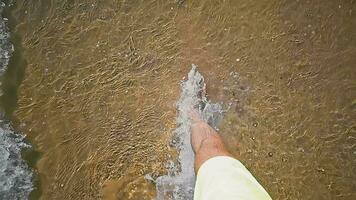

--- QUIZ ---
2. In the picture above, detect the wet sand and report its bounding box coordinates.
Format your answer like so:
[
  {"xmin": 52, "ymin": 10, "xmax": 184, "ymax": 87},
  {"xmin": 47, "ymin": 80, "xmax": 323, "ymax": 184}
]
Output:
[{"xmin": 8, "ymin": 0, "xmax": 356, "ymax": 199}]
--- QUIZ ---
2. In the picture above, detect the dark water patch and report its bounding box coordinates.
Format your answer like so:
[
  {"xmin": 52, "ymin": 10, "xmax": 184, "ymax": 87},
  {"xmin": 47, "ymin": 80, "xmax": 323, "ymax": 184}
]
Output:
[
  {"xmin": 21, "ymin": 147, "xmax": 41, "ymax": 200},
  {"xmin": 0, "ymin": 11, "xmax": 26, "ymax": 118}
]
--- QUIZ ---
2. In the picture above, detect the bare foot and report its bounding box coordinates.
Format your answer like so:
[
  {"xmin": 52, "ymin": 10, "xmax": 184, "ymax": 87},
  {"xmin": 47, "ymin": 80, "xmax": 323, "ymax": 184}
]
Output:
[{"xmin": 189, "ymin": 109, "xmax": 231, "ymax": 172}]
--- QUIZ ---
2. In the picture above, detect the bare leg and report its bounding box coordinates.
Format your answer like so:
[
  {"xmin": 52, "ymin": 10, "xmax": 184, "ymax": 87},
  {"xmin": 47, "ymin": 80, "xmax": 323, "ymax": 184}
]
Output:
[{"xmin": 190, "ymin": 110, "xmax": 231, "ymax": 172}]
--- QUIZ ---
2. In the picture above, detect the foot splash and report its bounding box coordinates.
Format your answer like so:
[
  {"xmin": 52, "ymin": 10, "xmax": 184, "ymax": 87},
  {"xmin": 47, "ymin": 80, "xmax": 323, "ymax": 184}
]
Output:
[{"xmin": 155, "ymin": 65, "xmax": 224, "ymax": 200}]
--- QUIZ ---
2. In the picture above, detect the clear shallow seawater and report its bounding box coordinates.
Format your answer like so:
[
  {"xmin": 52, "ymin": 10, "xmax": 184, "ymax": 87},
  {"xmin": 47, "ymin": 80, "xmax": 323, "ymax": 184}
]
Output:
[
  {"xmin": 0, "ymin": 1, "xmax": 33, "ymax": 199},
  {"xmin": 8, "ymin": 0, "xmax": 356, "ymax": 199}
]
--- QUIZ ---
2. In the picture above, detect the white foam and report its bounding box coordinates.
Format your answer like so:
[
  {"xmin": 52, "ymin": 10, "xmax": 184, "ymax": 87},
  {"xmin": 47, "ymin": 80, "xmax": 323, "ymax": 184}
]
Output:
[
  {"xmin": 0, "ymin": 1, "xmax": 13, "ymax": 75},
  {"xmin": 0, "ymin": 122, "xmax": 33, "ymax": 199}
]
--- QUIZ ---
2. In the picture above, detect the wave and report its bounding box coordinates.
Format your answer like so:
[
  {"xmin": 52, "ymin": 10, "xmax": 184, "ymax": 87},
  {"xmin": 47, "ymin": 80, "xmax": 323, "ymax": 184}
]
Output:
[{"xmin": 0, "ymin": 1, "xmax": 34, "ymax": 199}]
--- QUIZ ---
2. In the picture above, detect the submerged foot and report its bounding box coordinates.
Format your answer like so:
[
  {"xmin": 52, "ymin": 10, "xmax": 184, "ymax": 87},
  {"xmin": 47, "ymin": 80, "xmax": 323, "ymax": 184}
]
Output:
[{"xmin": 189, "ymin": 109, "xmax": 230, "ymax": 172}]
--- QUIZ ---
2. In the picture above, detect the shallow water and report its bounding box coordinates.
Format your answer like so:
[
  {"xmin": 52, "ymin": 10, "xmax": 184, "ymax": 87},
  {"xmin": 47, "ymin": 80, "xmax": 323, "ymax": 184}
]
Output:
[{"xmin": 6, "ymin": 0, "xmax": 356, "ymax": 199}]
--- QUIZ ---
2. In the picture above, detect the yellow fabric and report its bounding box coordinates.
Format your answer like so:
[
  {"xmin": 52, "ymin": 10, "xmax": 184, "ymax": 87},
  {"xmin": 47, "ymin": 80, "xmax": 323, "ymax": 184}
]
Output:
[{"xmin": 194, "ymin": 156, "xmax": 272, "ymax": 200}]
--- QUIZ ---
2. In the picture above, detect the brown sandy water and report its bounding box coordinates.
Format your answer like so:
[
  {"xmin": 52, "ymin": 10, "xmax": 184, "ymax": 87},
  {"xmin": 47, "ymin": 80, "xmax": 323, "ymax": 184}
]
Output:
[{"xmin": 7, "ymin": 0, "xmax": 356, "ymax": 199}]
